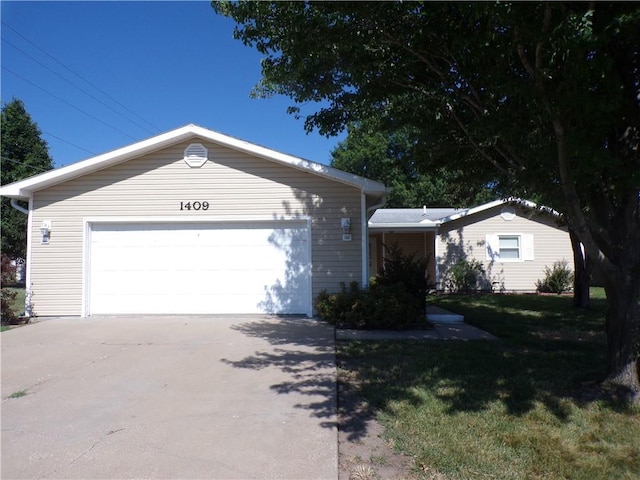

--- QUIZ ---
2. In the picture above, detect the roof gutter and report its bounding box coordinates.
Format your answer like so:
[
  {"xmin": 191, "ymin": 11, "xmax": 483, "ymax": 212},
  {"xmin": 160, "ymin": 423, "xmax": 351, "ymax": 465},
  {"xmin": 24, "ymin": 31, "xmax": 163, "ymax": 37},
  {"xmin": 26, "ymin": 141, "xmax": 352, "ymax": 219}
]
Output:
[{"xmin": 10, "ymin": 198, "xmax": 29, "ymax": 215}]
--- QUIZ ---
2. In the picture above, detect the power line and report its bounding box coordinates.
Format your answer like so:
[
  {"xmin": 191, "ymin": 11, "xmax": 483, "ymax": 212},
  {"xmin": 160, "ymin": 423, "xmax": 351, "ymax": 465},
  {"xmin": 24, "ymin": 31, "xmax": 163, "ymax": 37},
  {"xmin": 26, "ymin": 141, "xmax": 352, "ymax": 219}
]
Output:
[
  {"xmin": 2, "ymin": 66, "xmax": 138, "ymax": 141},
  {"xmin": 3, "ymin": 37, "xmax": 157, "ymax": 135},
  {"xmin": 1, "ymin": 156, "xmax": 51, "ymax": 173},
  {"xmin": 1, "ymin": 21, "xmax": 162, "ymax": 133},
  {"xmin": 41, "ymin": 130, "xmax": 96, "ymax": 156}
]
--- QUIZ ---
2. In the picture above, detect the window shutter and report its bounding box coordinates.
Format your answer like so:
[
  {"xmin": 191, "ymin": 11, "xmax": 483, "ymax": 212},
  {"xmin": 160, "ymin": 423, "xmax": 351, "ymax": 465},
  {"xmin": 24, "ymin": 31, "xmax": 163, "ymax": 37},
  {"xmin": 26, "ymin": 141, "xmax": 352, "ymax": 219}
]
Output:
[
  {"xmin": 523, "ymin": 234, "xmax": 534, "ymax": 260},
  {"xmin": 486, "ymin": 234, "xmax": 499, "ymax": 260}
]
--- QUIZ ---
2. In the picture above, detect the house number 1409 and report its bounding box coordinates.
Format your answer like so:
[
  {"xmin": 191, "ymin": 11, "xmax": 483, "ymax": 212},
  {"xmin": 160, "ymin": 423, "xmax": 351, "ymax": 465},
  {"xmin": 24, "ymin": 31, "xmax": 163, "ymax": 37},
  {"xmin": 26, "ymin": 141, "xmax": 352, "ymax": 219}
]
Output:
[{"xmin": 180, "ymin": 201, "xmax": 209, "ymax": 211}]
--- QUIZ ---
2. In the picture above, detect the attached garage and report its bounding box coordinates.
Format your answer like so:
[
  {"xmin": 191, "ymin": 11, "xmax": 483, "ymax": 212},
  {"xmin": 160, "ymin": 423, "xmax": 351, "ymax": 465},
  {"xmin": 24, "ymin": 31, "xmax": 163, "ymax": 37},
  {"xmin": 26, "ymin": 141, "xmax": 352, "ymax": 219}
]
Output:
[
  {"xmin": 0, "ymin": 125, "xmax": 386, "ymax": 317},
  {"xmin": 88, "ymin": 220, "xmax": 311, "ymax": 316}
]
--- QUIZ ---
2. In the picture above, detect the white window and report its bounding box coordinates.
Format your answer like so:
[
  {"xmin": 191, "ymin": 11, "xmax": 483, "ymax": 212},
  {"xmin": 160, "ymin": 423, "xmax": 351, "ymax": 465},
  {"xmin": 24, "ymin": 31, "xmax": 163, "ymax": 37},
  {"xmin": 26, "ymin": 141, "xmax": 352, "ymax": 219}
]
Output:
[
  {"xmin": 486, "ymin": 234, "xmax": 534, "ymax": 261},
  {"xmin": 499, "ymin": 235, "xmax": 520, "ymax": 259}
]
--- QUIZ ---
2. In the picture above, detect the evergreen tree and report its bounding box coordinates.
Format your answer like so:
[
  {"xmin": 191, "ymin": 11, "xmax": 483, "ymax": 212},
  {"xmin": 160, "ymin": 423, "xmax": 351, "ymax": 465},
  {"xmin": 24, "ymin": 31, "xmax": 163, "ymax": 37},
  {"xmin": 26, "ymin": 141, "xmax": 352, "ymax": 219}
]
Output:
[{"xmin": 1, "ymin": 99, "xmax": 54, "ymax": 259}]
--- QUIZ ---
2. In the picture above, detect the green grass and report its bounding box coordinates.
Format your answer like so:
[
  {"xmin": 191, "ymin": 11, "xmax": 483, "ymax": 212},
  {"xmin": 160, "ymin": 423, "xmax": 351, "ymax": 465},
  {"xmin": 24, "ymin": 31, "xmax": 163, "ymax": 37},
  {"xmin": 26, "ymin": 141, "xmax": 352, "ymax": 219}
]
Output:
[
  {"xmin": 7, "ymin": 390, "xmax": 28, "ymax": 399},
  {"xmin": 337, "ymin": 288, "xmax": 640, "ymax": 479}
]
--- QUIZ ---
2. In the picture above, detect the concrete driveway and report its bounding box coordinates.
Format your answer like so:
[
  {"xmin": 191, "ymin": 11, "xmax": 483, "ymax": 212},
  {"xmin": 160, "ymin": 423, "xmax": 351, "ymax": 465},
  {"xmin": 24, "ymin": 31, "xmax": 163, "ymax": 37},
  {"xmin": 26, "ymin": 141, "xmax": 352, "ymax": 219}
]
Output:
[{"xmin": 1, "ymin": 316, "xmax": 337, "ymax": 479}]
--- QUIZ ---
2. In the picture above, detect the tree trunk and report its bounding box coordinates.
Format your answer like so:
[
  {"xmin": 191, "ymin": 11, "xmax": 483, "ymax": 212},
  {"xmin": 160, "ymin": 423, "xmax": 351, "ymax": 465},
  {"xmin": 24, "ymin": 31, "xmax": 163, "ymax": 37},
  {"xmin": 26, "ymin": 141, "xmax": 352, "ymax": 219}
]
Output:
[
  {"xmin": 602, "ymin": 263, "xmax": 640, "ymax": 402},
  {"xmin": 569, "ymin": 229, "xmax": 590, "ymax": 309}
]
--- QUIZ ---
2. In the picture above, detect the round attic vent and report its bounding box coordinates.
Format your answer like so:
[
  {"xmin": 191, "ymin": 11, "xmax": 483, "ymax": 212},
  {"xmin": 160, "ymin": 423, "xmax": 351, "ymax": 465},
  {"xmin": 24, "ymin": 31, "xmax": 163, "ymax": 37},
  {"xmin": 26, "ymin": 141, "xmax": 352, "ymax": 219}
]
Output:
[
  {"xmin": 184, "ymin": 143, "xmax": 208, "ymax": 168},
  {"xmin": 500, "ymin": 206, "xmax": 516, "ymax": 221}
]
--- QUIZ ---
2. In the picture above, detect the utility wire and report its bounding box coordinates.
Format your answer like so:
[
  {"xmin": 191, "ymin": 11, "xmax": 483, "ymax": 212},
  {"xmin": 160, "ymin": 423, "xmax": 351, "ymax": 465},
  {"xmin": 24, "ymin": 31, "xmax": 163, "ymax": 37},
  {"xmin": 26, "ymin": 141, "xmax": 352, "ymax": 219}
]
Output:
[
  {"xmin": 2, "ymin": 66, "xmax": 138, "ymax": 140},
  {"xmin": 41, "ymin": 130, "xmax": 96, "ymax": 156},
  {"xmin": 3, "ymin": 38, "xmax": 157, "ymax": 135},
  {"xmin": 1, "ymin": 21, "xmax": 162, "ymax": 133},
  {"xmin": 1, "ymin": 155, "xmax": 51, "ymax": 173}
]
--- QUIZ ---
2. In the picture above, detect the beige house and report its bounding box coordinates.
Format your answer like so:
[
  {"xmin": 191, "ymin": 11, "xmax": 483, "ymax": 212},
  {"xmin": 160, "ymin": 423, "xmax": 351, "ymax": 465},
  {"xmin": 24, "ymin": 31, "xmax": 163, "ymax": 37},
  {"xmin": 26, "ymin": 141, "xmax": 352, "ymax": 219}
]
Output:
[
  {"xmin": 0, "ymin": 125, "xmax": 386, "ymax": 317},
  {"xmin": 369, "ymin": 200, "xmax": 574, "ymax": 292}
]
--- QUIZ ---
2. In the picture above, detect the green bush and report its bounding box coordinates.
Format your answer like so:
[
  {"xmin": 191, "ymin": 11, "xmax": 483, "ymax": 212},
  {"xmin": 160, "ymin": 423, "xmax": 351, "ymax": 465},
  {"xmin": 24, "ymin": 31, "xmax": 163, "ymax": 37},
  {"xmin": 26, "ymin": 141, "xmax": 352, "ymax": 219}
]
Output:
[
  {"xmin": 314, "ymin": 282, "xmax": 423, "ymax": 330},
  {"xmin": 314, "ymin": 244, "xmax": 428, "ymax": 329},
  {"xmin": 377, "ymin": 243, "xmax": 429, "ymax": 311},
  {"xmin": 536, "ymin": 259, "xmax": 574, "ymax": 294},
  {"xmin": 442, "ymin": 258, "xmax": 487, "ymax": 293},
  {"xmin": 1, "ymin": 254, "xmax": 18, "ymax": 325}
]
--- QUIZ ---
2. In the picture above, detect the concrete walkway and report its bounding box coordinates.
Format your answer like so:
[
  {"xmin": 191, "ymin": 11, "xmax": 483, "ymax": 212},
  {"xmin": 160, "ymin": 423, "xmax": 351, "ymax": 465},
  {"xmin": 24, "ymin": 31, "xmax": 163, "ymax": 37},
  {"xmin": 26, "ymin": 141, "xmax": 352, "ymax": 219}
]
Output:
[
  {"xmin": 1, "ymin": 316, "xmax": 337, "ymax": 480},
  {"xmin": 335, "ymin": 308, "xmax": 496, "ymax": 341}
]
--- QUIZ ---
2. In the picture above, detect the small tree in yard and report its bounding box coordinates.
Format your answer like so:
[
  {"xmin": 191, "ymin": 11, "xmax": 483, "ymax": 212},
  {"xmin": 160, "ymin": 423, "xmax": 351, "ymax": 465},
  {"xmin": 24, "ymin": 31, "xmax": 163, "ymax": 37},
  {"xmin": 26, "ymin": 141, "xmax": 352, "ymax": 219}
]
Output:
[{"xmin": 214, "ymin": 2, "xmax": 640, "ymax": 401}]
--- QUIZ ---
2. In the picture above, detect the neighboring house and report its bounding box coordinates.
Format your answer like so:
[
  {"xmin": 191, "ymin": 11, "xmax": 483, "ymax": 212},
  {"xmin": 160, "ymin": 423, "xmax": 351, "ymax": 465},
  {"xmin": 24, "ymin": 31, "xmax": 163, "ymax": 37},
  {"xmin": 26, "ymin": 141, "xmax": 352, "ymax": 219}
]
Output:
[
  {"xmin": 369, "ymin": 200, "xmax": 574, "ymax": 292},
  {"xmin": 0, "ymin": 125, "xmax": 386, "ymax": 317}
]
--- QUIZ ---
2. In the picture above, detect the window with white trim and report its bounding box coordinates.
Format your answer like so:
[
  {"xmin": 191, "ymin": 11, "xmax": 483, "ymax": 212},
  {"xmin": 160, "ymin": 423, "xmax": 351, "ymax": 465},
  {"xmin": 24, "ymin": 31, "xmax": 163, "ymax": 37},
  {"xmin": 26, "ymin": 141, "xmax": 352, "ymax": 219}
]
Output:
[
  {"xmin": 486, "ymin": 234, "xmax": 534, "ymax": 261},
  {"xmin": 499, "ymin": 235, "xmax": 520, "ymax": 259}
]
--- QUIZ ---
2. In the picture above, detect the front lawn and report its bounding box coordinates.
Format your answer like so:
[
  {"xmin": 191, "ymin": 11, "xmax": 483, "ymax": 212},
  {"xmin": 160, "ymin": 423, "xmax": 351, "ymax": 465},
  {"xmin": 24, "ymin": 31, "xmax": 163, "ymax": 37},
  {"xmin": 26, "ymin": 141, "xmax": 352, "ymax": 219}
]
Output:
[{"xmin": 337, "ymin": 288, "xmax": 640, "ymax": 479}]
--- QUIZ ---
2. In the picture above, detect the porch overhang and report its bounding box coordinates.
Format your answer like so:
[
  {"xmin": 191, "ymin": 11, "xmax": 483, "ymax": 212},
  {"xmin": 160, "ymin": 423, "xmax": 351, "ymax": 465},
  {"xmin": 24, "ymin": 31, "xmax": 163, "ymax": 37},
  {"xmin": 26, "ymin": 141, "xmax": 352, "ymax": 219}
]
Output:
[{"xmin": 368, "ymin": 222, "xmax": 439, "ymax": 233}]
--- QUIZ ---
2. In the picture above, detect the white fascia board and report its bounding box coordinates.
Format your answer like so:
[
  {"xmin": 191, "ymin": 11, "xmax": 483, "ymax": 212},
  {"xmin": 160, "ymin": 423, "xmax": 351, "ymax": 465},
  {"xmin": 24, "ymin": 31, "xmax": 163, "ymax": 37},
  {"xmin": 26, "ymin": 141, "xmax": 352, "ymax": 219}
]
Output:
[
  {"xmin": 439, "ymin": 197, "xmax": 561, "ymax": 224},
  {"xmin": 0, "ymin": 125, "xmax": 199, "ymax": 199},
  {"xmin": 0, "ymin": 124, "xmax": 386, "ymax": 200},
  {"xmin": 368, "ymin": 222, "xmax": 439, "ymax": 232},
  {"xmin": 190, "ymin": 125, "xmax": 387, "ymax": 196}
]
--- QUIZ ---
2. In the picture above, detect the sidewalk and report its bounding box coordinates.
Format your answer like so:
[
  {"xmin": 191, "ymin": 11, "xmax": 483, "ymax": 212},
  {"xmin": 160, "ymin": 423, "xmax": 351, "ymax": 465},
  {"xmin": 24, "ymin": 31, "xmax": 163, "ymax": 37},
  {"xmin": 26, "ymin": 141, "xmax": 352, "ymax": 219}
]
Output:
[{"xmin": 335, "ymin": 307, "xmax": 496, "ymax": 341}]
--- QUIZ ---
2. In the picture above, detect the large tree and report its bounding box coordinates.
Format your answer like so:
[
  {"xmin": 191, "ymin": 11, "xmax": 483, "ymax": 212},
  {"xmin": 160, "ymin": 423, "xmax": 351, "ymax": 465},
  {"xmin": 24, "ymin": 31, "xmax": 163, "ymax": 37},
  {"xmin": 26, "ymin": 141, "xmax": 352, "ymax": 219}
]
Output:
[
  {"xmin": 331, "ymin": 120, "xmax": 495, "ymax": 208},
  {"xmin": 1, "ymin": 99, "xmax": 54, "ymax": 259},
  {"xmin": 213, "ymin": 1, "xmax": 640, "ymax": 399}
]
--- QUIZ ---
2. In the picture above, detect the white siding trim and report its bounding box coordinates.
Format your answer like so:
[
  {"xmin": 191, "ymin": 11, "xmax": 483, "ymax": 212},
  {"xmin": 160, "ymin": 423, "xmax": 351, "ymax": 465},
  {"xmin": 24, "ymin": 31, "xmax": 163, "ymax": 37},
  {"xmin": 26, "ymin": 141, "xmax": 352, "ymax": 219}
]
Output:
[
  {"xmin": 486, "ymin": 234, "xmax": 500, "ymax": 260},
  {"xmin": 83, "ymin": 215, "xmax": 309, "ymax": 224},
  {"xmin": 361, "ymin": 193, "xmax": 368, "ymax": 287},
  {"xmin": 434, "ymin": 230, "xmax": 440, "ymax": 287},
  {"xmin": 0, "ymin": 125, "xmax": 386, "ymax": 200},
  {"xmin": 82, "ymin": 221, "xmax": 91, "ymax": 317},
  {"xmin": 25, "ymin": 198, "xmax": 33, "ymax": 315},
  {"xmin": 523, "ymin": 234, "xmax": 535, "ymax": 261},
  {"xmin": 305, "ymin": 217, "xmax": 313, "ymax": 317}
]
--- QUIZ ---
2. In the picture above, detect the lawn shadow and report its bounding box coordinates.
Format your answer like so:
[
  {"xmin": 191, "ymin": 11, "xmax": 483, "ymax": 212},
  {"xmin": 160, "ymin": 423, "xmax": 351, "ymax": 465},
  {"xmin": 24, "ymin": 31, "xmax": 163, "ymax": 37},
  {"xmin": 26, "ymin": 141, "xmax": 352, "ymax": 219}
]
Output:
[
  {"xmin": 338, "ymin": 333, "xmax": 606, "ymax": 425},
  {"xmin": 220, "ymin": 316, "xmax": 338, "ymax": 428}
]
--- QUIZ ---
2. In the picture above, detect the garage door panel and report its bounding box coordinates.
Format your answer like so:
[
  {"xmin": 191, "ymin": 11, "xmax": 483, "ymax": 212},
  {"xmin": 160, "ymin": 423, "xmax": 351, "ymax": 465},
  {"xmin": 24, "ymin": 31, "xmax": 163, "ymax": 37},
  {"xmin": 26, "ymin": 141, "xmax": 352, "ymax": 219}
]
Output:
[{"xmin": 89, "ymin": 222, "xmax": 310, "ymax": 315}]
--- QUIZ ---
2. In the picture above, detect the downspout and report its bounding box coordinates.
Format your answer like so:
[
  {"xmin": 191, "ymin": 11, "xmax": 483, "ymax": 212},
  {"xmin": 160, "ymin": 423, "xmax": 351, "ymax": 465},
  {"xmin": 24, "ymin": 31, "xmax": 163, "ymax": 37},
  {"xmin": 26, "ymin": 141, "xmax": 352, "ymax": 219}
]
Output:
[
  {"xmin": 10, "ymin": 198, "xmax": 28, "ymax": 214},
  {"xmin": 9, "ymin": 197, "xmax": 32, "ymax": 316},
  {"xmin": 363, "ymin": 193, "xmax": 387, "ymax": 286},
  {"xmin": 434, "ymin": 223, "xmax": 441, "ymax": 290}
]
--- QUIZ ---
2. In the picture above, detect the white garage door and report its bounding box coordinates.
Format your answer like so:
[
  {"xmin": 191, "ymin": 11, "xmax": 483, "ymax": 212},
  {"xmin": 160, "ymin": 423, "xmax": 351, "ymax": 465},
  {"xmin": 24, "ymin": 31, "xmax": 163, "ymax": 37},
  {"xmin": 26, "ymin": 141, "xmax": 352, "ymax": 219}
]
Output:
[{"xmin": 88, "ymin": 221, "xmax": 311, "ymax": 315}]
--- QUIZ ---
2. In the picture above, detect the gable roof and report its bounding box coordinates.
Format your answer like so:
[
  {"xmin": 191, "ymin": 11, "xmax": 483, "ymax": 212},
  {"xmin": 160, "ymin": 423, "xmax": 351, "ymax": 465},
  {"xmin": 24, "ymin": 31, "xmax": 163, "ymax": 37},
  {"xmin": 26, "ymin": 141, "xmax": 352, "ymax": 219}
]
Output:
[
  {"xmin": 369, "ymin": 199, "xmax": 561, "ymax": 231},
  {"xmin": 0, "ymin": 124, "xmax": 387, "ymax": 200}
]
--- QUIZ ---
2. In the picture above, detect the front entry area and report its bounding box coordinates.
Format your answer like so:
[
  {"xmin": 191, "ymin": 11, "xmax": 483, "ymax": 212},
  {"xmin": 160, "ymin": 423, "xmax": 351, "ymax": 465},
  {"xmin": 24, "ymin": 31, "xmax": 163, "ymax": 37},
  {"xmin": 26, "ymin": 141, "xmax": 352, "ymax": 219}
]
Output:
[{"xmin": 87, "ymin": 220, "xmax": 311, "ymax": 315}]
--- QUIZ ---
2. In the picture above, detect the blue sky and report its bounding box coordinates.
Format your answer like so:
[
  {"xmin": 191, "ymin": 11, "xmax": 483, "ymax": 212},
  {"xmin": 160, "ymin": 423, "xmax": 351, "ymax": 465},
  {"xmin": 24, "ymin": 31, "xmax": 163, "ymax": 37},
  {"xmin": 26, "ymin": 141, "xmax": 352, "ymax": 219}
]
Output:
[{"xmin": 1, "ymin": 1, "xmax": 346, "ymax": 169}]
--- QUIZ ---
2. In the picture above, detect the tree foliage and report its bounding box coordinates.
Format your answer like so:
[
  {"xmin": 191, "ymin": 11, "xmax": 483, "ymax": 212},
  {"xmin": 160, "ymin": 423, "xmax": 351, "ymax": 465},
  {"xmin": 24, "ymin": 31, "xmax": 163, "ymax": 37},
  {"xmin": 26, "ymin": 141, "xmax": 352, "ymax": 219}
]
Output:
[
  {"xmin": 213, "ymin": 1, "xmax": 640, "ymax": 398},
  {"xmin": 1, "ymin": 99, "xmax": 54, "ymax": 258},
  {"xmin": 331, "ymin": 120, "xmax": 494, "ymax": 207}
]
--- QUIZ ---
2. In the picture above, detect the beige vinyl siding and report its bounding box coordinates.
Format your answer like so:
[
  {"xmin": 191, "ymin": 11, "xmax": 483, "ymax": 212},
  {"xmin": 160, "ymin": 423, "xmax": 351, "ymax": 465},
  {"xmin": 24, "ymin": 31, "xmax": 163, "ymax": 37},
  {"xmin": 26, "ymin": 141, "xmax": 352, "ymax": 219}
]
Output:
[
  {"xmin": 29, "ymin": 140, "xmax": 363, "ymax": 316},
  {"xmin": 379, "ymin": 232, "xmax": 436, "ymax": 286},
  {"xmin": 436, "ymin": 206, "xmax": 573, "ymax": 291}
]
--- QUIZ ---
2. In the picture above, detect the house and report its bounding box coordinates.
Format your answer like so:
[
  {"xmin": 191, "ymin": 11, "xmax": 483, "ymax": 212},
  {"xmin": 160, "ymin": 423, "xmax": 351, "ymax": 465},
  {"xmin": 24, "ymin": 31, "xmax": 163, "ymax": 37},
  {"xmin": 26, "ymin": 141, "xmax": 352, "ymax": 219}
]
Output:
[
  {"xmin": 0, "ymin": 125, "xmax": 386, "ymax": 317},
  {"xmin": 369, "ymin": 200, "xmax": 574, "ymax": 292}
]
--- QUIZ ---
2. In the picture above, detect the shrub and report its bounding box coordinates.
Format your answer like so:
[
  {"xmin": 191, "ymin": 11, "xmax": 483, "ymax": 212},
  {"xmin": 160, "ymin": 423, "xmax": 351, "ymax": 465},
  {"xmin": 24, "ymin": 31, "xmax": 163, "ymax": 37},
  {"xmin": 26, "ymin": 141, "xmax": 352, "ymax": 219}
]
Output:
[
  {"xmin": 1, "ymin": 254, "xmax": 18, "ymax": 325},
  {"xmin": 442, "ymin": 258, "xmax": 487, "ymax": 293},
  {"xmin": 314, "ymin": 282, "xmax": 423, "ymax": 330},
  {"xmin": 377, "ymin": 243, "xmax": 429, "ymax": 311},
  {"xmin": 536, "ymin": 259, "xmax": 574, "ymax": 294},
  {"xmin": 314, "ymin": 244, "xmax": 429, "ymax": 330}
]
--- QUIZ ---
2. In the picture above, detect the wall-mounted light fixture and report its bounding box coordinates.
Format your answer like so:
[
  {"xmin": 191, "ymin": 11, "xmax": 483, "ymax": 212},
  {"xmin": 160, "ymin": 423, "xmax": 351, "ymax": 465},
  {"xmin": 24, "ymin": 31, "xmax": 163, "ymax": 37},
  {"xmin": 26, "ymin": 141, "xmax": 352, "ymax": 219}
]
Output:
[
  {"xmin": 40, "ymin": 221, "xmax": 51, "ymax": 244},
  {"xmin": 341, "ymin": 217, "xmax": 352, "ymax": 241}
]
